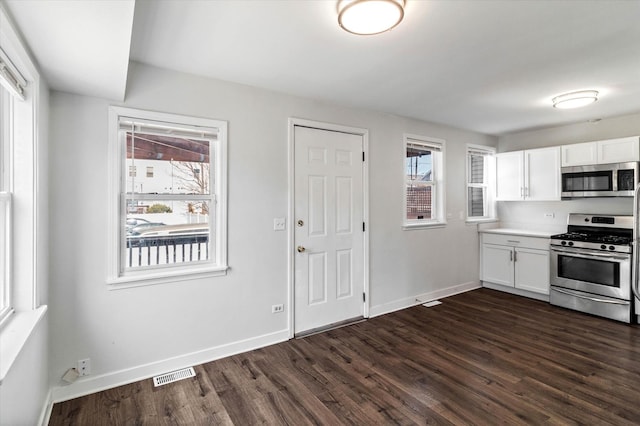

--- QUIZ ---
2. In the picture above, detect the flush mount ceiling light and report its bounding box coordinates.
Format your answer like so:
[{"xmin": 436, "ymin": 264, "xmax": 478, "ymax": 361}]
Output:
[
  {"xmin": 552, "ymin": 90, "xmax": 599, "ymax": 109},
  {"xmin": 338, "ymin": 0, "xmax": 405, "ymax": 35}
]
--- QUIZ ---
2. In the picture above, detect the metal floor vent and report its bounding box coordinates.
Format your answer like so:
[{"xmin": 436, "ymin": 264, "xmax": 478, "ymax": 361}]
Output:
[{"xmin": 153, "ymin": 367, "xmax": 196, "ymax": 387}]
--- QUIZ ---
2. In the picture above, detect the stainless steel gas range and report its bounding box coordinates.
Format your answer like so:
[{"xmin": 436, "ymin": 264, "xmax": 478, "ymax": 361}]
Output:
[{"xmin": 550, "ymin": 214, "xmax": 633, "ymax": 323}]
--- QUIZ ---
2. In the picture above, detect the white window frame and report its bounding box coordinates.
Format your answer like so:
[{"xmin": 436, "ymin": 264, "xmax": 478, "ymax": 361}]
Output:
[
  {"xmin": 402, "ymin": 134, "xmax": 446, "ymax": 229},
  {"xmin": 0, "ymin": 3, "xmax": 47, "ymax": 383},
  {"xmin": 107, "ymin": 107, "xmax": 228, "ymax": 288},
  {"xmin": 466, "ymin": 144, "xmax": 497, "ymax": 222},
  {"xmin": 0, "ymin": 86, "xmax": 12, "ymax": 327}
]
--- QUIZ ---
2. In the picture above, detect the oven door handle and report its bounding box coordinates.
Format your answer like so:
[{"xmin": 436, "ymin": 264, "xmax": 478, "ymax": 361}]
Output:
[
  {"xmin": 552, "ymin": 288, "xmax": 630, "ymax": 305},
  {"xmin": 550, "ymin": 247, "xmax": 630, "ymax": 261}
]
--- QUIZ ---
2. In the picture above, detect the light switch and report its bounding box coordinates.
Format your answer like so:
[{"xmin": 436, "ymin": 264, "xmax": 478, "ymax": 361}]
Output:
[{"xmin": 273, "ymin": 217, "xmax": 286, "ymax": 231}]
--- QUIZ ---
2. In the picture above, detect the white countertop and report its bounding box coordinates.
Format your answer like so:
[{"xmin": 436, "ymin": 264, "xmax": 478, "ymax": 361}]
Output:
[{"xmin": 478, "ymin": 228, "xmax": 556, "ymax": 238}]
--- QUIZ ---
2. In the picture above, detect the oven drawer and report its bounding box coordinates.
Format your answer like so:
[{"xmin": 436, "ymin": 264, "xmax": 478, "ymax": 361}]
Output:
[
  {"xmin": 550, "ymin": 287, "xmax": 632, "ymax": 323},
  {"xmin": 482, "ymin": 233, "xmax": 550, "ymax": 250}
]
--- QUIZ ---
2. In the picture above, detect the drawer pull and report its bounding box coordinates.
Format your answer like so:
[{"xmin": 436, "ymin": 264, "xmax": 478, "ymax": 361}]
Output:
[{"xmin": 507, "ymin": 240, "xmax": 520, "ymax": 243}]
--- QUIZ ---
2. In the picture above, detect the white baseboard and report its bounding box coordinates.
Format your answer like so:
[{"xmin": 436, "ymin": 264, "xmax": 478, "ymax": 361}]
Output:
[
  {"xmin": 51, "ymin": 328, "xmax": 290, "ymax": 403},
  {"xmin": 369, "ymin": 281, "xmax": 480, "ymax": 318},
  {"xmin": 482, "ymin": 282, "xmax": 549, "ymax": 302}
]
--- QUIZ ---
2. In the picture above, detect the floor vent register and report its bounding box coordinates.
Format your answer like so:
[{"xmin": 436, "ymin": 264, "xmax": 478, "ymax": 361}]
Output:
[{"xmin": 152, "ymin": 367, "xmax": 196, "ymax": 387}]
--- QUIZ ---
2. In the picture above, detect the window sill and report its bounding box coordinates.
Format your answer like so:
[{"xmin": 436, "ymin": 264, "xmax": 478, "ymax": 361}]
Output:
[
  {"xmin": 0, "ymin": 305, "xmax": 47, "ymax": 384},
  {"xmin": 402, "ymin": 221, "xmax": 447, "ymax": 230},
  {"xmin": 107, "ymin": 265, "xmax": 229, "ymax": 290},
  {"xmin": 466, "ymin": 218, "xmax": 499, "ymax": 224}
]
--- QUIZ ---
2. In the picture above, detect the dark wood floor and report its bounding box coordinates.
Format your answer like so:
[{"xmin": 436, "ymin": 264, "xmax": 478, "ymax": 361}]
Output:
[{"xmin": 49, "ymin": 288, "xmax": 640, "ymax": 425}]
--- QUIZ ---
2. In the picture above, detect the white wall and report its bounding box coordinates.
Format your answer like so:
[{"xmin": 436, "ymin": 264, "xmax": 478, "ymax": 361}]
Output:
[
  {"xmin": 0, "ymin": 317, "xmax": 49, "ymax": 426},
  {"xmin": 49, "ymin": 61, "xmax": 496, "ymax": 400},
  {"xmin": 496, "ymin": 112, "xmax": 640, "ymax": 229}
]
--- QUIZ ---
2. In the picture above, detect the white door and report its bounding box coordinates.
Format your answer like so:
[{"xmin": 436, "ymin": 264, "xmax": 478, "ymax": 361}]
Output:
[{"xmin": 294, "ymin": 125, "xmax": 365, "ymax": 334}]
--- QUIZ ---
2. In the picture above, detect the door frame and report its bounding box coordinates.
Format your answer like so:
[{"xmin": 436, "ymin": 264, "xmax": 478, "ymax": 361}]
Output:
[{"xmin": 287, "ymin": 117, "xmax": 370, "ymax": 338}]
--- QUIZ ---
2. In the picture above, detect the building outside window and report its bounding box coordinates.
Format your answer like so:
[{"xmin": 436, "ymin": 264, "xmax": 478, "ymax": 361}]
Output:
[
  {"xmin": 466, "ymin": 145, "xmax": 496, "ymax": 221},
  {"xmin": 108, "ymin": 107, "xmax": 228, "ymax": 286},
  {"xmin": 403, "ymin": 134, "xmax": 445, "ymax": 228}
]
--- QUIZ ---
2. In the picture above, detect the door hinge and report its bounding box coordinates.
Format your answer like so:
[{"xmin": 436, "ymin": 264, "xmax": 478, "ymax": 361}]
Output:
[
  {"xmin": 362, "ymin": 152, "xmax": 365, "ymax": 162},
  {"xmin": 363, "ymin": 292, "xmax": 366, "ymax": 302},
  {"xmin": 363, "ymin": 222, "xmax": 366, "ymax": 232}
]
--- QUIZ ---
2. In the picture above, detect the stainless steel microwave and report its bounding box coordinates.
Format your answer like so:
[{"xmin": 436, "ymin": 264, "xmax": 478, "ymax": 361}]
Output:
[{"xmin": 561, "ymin": 162, "xmax": 638, "ymax": 198}]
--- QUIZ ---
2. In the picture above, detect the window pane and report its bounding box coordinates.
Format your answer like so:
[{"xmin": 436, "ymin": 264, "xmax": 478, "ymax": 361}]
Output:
[
  {"xmin": 468, "ymin": 187, "xmax": 485, "ymax": 217},
  {"xmin": 0, "ymin": 195, "xmax": 8, "ymax": 317},
  {"xmin": 406, "ymin": 183, "xmax": 433, "ymax": 220},
  {"xmin": 124, "ymin": 200, "xmax": 212, "ymax": 269},
  {"xmin": 126, "ymin": 132, "xmax": 211, "ymax": 195},
  {"xmin": 469, "ymin": 154, "xmax": 484, "ymax": 184},
  {"xmin": 406, "ymin": 148, "xmax": 432, "ymax": 182}
]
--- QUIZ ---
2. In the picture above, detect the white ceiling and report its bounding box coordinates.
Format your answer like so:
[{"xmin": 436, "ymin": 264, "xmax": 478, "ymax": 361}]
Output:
[
  {"xmin": 4, "ymin": 0, "xmax": 640, "ymax": 136},
  {"xmin": 4, "ymin": 0, "xmax": 134, "ymax": 101}
]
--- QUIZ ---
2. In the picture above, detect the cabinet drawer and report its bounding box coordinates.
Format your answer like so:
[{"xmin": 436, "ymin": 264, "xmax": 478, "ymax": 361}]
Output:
[{"xmin": 482, "ymin": 233, "xmax": 550, "ymax": 250}]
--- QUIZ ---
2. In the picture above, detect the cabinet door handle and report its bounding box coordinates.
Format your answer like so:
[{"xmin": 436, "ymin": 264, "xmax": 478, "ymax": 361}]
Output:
[
  {"xmin": 510, "ymin": 251, "xmax": 513, "ymax": 262},
  {"xmin": 514, "ymin": 250, "xmax": 517, "ymax": 262}
]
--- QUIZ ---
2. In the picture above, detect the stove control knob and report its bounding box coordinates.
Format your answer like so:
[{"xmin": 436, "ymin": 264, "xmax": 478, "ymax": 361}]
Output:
[
  {"xmin": 568, "ymin": 241, "xmax": 574, "ymax": 247},
  {"xmin": 601, "ymin": 244, "xmax": 607, "ymax": 250},
  {"xmin": 561, "ymin": 241, "xmax": 567, "ymax": 246},
  {"xmin": 609, "ymin": 246, "xmax": 615, "ymax": 251}
]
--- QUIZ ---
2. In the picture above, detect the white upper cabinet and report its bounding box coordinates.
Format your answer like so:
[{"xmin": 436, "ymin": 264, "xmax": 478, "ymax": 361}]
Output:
[
  {"xmin": 598, "ymin": 137, "xmax": 640, "ymax": 164},
  {"xmin": 561, "ymin": 142, "xmax": 597, "ymax": 166},
  {"xmin": 562, "ymin": 137, "xmax": 639, "ymax": 166},
  {"xmin": 496, "ymin": 151, "xmax": 524, "ymax": 201},
  {"xmin": 496, "ymin": 146, "xmax": 561, "ymax": 201}
]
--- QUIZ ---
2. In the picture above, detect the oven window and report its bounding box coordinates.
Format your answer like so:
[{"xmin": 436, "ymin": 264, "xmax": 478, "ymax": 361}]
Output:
[{"xmin": 558, "ymin": 255, "xmax": 619, "ymax": 287}]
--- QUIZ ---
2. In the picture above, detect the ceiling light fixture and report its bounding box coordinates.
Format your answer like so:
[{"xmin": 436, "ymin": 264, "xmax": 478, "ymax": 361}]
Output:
[
  {"xmin": 552, "ymin": 90, "xmax": 599, "ymax": 109},
  {"xmin": 337, "ymin": 0, "xmax": 405, "ymax": 35}
]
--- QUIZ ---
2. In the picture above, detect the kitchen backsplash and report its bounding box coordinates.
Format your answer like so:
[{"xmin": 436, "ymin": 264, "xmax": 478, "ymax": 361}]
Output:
[{"xmin": 497, "ymin": 197, "xmax": 633, "ymax": 232}]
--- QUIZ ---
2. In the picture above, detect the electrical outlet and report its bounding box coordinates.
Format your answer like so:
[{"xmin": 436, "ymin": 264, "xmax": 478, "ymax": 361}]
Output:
[
  {"xmin": 273, "ymin": 218, "xmax": 286, "ymax": 231},
  {"xmin": 272, "ymin": 304, "xmax": 284, "ymax": 314},
  {"xmin": 77, "ymin": 358, "xmax": 91, "ymax": 376}
]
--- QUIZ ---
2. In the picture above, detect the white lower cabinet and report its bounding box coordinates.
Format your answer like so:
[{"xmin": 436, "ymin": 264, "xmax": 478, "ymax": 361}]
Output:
[{"xmin": 481, "ymin": 233, "xmax": 550, "ymax": 296}]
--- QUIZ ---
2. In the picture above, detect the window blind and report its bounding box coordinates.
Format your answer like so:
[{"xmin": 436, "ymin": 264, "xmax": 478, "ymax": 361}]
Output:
[
  {"xmin": 119, "ymin": 117, "xmax": 218, "ymax": 140},
  {"xmin": 468, "ymin": 148, "xmax": 492, "ymax": 156},
  {"xmin": 0, "ymin": 47, "xmax": 26, "ymax": 100},
  {"xmin": 407, "ymin": 140, "xmax": 442, "ymax": 152}
]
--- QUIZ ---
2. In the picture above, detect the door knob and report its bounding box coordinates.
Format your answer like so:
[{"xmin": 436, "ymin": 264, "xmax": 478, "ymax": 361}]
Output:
[{"xmin": 297, "ymin": 246, "xmax": 306, "ymax": 253}]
